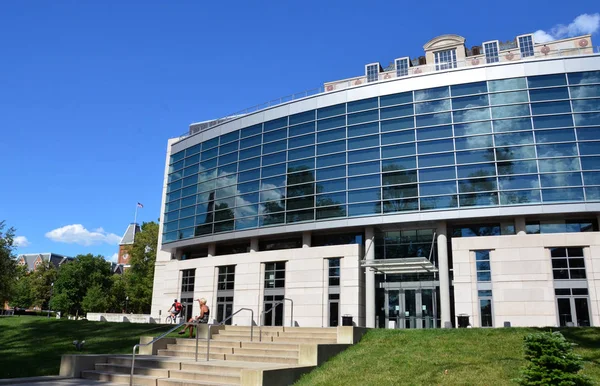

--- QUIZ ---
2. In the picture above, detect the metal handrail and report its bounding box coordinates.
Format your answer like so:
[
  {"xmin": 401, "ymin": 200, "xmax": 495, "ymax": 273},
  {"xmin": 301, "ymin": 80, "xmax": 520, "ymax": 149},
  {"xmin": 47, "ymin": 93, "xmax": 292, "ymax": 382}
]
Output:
[
  {"xmin": 199, "ymin": 307, "xmax": 254, "ymax": 362},
  {"xmin": 259, "ymin": 298, "xmax": 294, "ymax": 342}
]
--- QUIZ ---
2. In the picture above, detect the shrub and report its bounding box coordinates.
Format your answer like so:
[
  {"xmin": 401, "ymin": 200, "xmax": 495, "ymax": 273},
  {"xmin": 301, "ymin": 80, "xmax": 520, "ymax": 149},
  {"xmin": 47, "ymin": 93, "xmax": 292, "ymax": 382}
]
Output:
[{"xmin": 516, "ymin": 331, "xmax": 592, "ymax": 386}]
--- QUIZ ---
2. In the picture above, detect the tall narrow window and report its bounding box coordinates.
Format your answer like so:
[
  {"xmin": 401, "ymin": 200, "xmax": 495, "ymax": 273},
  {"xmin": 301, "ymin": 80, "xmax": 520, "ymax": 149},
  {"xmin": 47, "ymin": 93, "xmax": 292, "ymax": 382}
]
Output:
[
  {"xmin": 434, "ymin": 49, "xmax": 457, "ymax": 71},
  {"xmin": 483, "ymin": 41, "xmax": 499, "ymax": 63},
  {"xmin": 366, "ymin": 63, "xmax": 381, "ymax": 83},
  {"xmin": 478, "ymin": 290, "xmax": 493, "ymax": 327},
  {"xmin": 395, "ymin": 58, "xmax": 409, "ymax": 77},
  {"xmin": 328, "ymin": 258, "xmax": 341, "ymax": 327},
  {"xmin": 475, "ymin": 250, "xmax": 491, "ymax": 282},
  {"xmin": 518, "ymin": 35, "xmax": 534, "ymax": 58},
  {"xmin": 216, "ymin": 265, "xmax": 235, "ymax": 324},
  {"xmin": 181, "ymin": 269, "xmax": 195, "ymax": 292}
]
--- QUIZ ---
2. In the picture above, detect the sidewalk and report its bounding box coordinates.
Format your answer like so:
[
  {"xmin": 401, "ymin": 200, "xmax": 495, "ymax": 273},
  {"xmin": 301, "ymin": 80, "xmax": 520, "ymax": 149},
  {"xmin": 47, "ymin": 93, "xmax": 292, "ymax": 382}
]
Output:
[{"xmin": 0, "ymin": 377, "xmax": 121, "ymax": 386}]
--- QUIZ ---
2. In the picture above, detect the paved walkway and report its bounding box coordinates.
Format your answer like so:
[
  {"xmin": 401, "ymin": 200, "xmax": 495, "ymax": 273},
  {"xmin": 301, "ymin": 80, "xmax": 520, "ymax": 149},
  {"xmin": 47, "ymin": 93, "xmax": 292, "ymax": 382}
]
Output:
[{"xmin": 0, "ymin": 378, "xmax": 121, "ymax": 386}]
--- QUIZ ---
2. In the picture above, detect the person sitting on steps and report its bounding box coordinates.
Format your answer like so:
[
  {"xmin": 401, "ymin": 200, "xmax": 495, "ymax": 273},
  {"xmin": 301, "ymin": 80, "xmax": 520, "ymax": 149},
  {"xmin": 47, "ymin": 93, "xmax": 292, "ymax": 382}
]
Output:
[{"xmin": 178, "ymin": 298, "xmax": 210, "ymax": 338}]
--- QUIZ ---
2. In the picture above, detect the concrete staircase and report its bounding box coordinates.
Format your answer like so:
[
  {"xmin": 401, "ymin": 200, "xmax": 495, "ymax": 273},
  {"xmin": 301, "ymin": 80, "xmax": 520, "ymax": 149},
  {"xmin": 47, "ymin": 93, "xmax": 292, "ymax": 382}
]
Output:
[{"xmin": 69, "ymin": 325, "xmax": 362, "ymax": 386}]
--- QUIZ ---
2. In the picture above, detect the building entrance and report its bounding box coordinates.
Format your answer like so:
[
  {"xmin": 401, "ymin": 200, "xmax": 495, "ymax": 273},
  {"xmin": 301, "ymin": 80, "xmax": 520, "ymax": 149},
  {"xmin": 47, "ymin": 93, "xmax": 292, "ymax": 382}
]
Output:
[{"xmin": 384, "ymin": 283, "xmax": 438, "ymax": 329}]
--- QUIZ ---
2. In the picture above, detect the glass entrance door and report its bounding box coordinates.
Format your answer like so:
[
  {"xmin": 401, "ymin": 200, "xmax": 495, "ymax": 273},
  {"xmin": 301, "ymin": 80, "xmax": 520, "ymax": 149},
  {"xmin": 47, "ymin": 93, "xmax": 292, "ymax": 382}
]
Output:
[
  {"xmin": 557, "ymin": 296, "xmax": 591, "ymax": 327},
  {"xmin": 385, "ymin": 288, "xmax": 437, "ymax": 329}
]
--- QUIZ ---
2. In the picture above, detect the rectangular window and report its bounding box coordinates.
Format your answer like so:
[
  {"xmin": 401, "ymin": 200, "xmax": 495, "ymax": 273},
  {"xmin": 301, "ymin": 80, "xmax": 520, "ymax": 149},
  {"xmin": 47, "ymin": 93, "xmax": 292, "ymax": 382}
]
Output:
[
  {"xmin": 264, "ymin": 261, "xmax": 286, "ymax": 288},
  {"xmin": 395, "ymin": 58, "xmax": 409, "ymax": 77},
  {"xmin": 181, "ymin": 269, "xmax": 195, "ymax": 293},
  {"xmin": 483, "ymin": 41, "xmax": 499, "ymax": 63},
  {"xmin": 329, "ymin": 258, "xmax": 341, "ymax": 286},
  {"xmin": 479, "ymin": 298, "xmax": 493, "ymax": 327},
  {"xmin": 518, "ymin": 35, "xmax": 534, "ymax": 58},
  {"xmin": 475, "ymin": 250, "xmax": 491, "ymax": 282},
  {"xmin": 434, "ymin": 49, "xmax": 457, "ymax": 71},
  {"xmin": 218, "ymin": 265, "xmax": 235, "ymax": 291},
  {"xmin": 550, "ymin": 247, "xmax": 586, "ymax": 280},
  {"xmin": 366, "ymin": 63, "xmax": 380, "ymax": 83}
]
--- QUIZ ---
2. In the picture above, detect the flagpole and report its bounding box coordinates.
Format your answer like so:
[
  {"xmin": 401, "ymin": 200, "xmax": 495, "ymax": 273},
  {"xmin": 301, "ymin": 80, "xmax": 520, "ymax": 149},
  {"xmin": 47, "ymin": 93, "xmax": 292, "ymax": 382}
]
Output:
[{"xmin": 134, "ymin": 203, "xmax": 138, "ymax": 226}]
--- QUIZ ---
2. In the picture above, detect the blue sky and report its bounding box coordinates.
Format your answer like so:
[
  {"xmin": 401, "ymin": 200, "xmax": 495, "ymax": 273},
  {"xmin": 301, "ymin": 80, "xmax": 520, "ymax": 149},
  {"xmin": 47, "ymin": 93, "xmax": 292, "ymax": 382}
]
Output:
[{"xmin": 1, "ymin": 1, "xmax": 598, "ymax": 261}]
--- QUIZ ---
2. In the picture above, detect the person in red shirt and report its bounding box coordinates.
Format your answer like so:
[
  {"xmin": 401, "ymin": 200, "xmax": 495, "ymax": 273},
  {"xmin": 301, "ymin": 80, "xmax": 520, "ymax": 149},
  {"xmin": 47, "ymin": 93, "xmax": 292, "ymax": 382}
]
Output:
[{"xmin": 168, "ymin": 299, "xmax": 182, "ymax": 320}]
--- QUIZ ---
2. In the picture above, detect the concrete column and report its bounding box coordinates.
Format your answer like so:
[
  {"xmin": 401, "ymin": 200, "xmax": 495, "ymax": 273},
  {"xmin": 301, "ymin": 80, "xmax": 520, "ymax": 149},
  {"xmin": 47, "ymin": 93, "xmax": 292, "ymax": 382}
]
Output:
[
  {"xmin": 365, "ymin": 226, "xmax": 375, "ymax": 328},
  {"xmin": 515, "ymin": 216, "xmax": 526, "ymax": 235},
  {"xmin": 302, "ymin": 231, "xmax": 311, "ymax": 248},
  {"xmin": 436, "ymin": 221, "xmax": 451, "ymax": 328},
  {"xmin": 250, "ymin": 237, "xmax": 259, "ymax": 253},
  {"xmin": 207, "ymin": 243, "xmax": 216, "ymax": 258}
]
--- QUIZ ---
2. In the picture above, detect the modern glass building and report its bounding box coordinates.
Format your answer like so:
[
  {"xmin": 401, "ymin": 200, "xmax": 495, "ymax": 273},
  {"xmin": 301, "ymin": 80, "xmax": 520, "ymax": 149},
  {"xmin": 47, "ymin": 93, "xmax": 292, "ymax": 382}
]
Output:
[{"xmin": 151, "ymin": 33, "xmax": 600, "ymax": 329}]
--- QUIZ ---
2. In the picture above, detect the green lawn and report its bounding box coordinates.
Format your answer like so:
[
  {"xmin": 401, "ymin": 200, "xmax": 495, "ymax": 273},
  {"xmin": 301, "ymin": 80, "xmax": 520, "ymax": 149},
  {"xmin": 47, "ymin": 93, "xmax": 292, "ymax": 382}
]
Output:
[
  {"xmin": 295, "ymin": 328, "xmax": 600, "ymax": 386},
  {"xmin": 0, "ymin": 316, "xmax": 175, "ymax": 379}
]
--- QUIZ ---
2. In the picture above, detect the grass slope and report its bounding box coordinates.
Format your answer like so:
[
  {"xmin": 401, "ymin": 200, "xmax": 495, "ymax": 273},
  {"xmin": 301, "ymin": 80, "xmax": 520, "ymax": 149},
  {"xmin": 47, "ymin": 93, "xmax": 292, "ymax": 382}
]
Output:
[
  {"xmin": 0, "ymin": 316, "xmax": 174, "ymax": 379},
  {"xmin": 295, "ymin": 328, "xmax": 600, "ymax": 386}
]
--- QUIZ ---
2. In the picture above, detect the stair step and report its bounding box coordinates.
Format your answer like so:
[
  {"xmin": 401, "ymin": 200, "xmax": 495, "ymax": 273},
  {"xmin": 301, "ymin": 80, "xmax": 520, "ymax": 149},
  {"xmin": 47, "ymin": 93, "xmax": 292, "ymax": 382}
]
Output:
[
  {"xmin": 165, "ymin": 344, "xmax": 298, "ymax": 357},
  {"xmin": 224, "ymin": 325, "xmax": 283, "ymax": 332},
  {"xmin": 107, "ymin": 356, "xmax": 182, "ymax": 370},
  {"xmin": 82, "ymin": 370, "xmax": 157, "ymax": 386},
  {"xmin": 157, "ymin": 350, "xmax": 225, "ymax": 360},
  {"xmin": 179, "ymin": 362, "xmax": 242, "ymax": 376},
  {"xmin": 271, "ymin": 337, "xmax": 337, "ymax": 344},
  {"xmin": 169, "ymin": 369, "xmax": 240, "ymax": 384},
  {"xmin": 216, "ymin": 330, "xmax": 280, "ymax": 338},
  {"xmin": 158, "ymin": 379, "xmax": 238, "ymax": 386},
  {"xmin": 96, "ymin": 363, "xmax": 169, "ymax": 377},
  {"xmin": 223, "ymin": 353, "xmax": 298, "ymax": 365},
  {"xmin": 279, "ymin": 332, "xmax": 337, "ymax": 339}
]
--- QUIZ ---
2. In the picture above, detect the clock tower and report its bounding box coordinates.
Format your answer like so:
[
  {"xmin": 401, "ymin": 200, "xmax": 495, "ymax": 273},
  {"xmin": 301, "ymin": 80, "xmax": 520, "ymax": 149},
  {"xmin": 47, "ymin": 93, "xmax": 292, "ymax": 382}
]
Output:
[{"xmin": 118, "ymin": 223, "xmax": 141, "ymax": 266}]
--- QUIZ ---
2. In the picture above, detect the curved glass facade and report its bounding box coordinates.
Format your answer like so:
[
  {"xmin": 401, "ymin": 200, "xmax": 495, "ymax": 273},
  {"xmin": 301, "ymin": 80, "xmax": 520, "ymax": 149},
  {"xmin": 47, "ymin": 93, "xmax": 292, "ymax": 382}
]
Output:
[{"xmin": 163, "ymin": 71, "xmax": 600, "ymax": 243}]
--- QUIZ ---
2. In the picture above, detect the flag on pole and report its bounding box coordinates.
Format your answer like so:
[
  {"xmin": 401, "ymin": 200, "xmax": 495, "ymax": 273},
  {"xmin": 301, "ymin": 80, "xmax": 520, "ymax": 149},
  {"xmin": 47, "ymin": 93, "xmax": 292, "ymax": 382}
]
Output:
[{"xmin": 137, "ymin": 202, "xmax": 144, "ymax": 208}]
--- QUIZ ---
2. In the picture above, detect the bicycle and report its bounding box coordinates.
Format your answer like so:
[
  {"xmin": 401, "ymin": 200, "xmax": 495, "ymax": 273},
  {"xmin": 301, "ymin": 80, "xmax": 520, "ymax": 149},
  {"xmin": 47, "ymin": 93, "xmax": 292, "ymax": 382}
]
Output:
[{"xmin": 165, "ymin": 312, "xmax": 179, "ymax": 324}]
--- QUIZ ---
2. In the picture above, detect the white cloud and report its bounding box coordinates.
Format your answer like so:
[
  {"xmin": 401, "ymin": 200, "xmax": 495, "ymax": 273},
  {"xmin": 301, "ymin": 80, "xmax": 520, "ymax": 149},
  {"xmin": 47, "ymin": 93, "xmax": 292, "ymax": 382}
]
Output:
[
  {"xmin": 45, "ymin": 224, "xmax": 121, "ymax": 246},
  {"xmin": 107, "ymin": 253, "xmax": 119, "ymax": 263},
  {"xmin": 13, "ymin": 236, "xmax": 30, "ymax": 247},
  {"xmin": 533, "ymin": 13, "xmax": 600, "ymax": 43}
]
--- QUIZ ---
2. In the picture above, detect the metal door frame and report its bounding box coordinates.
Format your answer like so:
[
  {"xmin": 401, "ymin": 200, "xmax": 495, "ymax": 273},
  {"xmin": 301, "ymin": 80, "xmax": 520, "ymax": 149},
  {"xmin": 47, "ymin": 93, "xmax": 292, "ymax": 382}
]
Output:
[
  {"xmin": 555, "ymin": 295, "xmax": 592, "ymax": 327},
  {"xmin": 384, "ymin": 285, "xmax": 438, "ymax": 329}
]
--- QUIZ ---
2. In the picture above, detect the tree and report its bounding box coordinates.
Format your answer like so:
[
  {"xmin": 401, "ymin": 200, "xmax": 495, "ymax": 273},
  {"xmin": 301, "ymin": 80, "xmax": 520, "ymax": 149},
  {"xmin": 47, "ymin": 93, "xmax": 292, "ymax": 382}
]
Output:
[
  {"xmin": 0, "ymin": 221, "xmax": 17, "ymax": 303},
  {"xmin": 29, "ymin": 261, "xmax": 57, "ymax": 310},
  {"xmin": 10, "ymin": 264, "xmax": 33, "ymax": 308},
  {"xmin": 123, "ymin": 221, "xmax": 158, "ymax": 314},
  {"xmin": 82, "ymin": 284, "xmax": 108, "ymax": 313},
  {"xmin": 107, "ymin": 274, "xmax": 128, "ymax": 313}
]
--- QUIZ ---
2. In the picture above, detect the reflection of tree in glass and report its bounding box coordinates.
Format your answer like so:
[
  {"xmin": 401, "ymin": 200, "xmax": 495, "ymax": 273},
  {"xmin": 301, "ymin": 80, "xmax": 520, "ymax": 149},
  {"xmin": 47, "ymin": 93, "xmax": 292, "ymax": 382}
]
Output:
[{"xmin": 195, "ymin": 191, "xmax": 215, "ymax": 236}]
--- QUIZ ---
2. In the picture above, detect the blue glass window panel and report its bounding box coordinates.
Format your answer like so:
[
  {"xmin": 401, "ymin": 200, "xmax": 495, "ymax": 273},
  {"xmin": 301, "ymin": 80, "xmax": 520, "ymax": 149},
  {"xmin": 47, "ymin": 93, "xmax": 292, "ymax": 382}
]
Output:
[
  {"xmin": 236, "ymin": 193, "xmax": 259, "ymax": 206},
  {"xmin": 164, "ymin": 200, "xmax": 180, "ymax": 212},
  {"xmin": 574, "ymin": 113, "xmax": 600, "ymax": 126},
  {"xmin": 287, "ymin": 170, "xmax": 314, "ymax": 185},
  {"xmin": 288, "ymin": 133, "xmax": 314, "ymax": 148},
  {"xmin": 261, "ymin": 152, "xmax": 286, "ymax": 166},
  {"xmin": 498, "ymin": 160, "xmax": 538, "ymax": 175},
  {"xmin": 202, "ymin": 147, "xmax": 218, "ymax": 160},
  {"xmin": 419, "ymin": 166, "xmax": 456, "ymax": 182},
  {"xmin": 568, "ymin": 71, "xmax": 600, "ymax": 85},
  {"xmin": 491, "ymin": 104, "xmax": 529, "ymax": 119},
  {"xmin": 218, "ymin": 163, "xmax": 237, "ymax": 176},
  {"xmin": 455, "ymin": 135, "xmax": 493, "ymax": 150},
  {"xmin": 495, "ymin": 145, "xmax": 536, "ymax": 161},
  {"xmin": 348, "ymin": 134, "xmax": 379, "ymax": 150},
  {"xmin": 452, "ymin": 94, "xmax": 489, "ymax": 110},
  {"xmin": 182, "ymin": 174, "xmax": 198, "ymax": 187},
  {"xmin": 420, "ymin": 181, "xmax": 457, "ymax": 196},
  {"xmin": 349, "ymin": 188, "xmax": 380, "ymax": 203},
  {"xmin": 168, "ymin": 170, "xmax": 183, "ymax": 182},
  {"xmin": 196, "ymin": 192, "xmax": 212, "ymax": 204},
  {"xmin": 380, "ymin": 117, "xmax": 414, "ymax": 132},
  {"xmin": 494, "ymin": 131, "xmax": 534, "ymax": 146},
  {"xmin": 179, "ymin": 206, "xmax": 196, "ymax": 219},
  {"xmin": 318, "ymin": 127, "xmax": 345, "ymax": 143},
  {"xmin": 457, "ymin": 163, "xmax": 496, "ymax": 178},
  {"xmin": 414, "ymin": 99, "xmax": 451, "ymax": 114},
  {"xmin": 288, "ymin": 158, "xmax": 315, "ymax": 172},
  {"xmin": 416, "ymin": 112, "xmax": 452, "ymax": 127},
  {"xmin": 382, "ymin": 157, "xmax": 417, "ymax": 172},
  {"xmin": 542, "ymin": 188, "xmax": 584, "ymax": 202},
  {"xmin": 239, "ymin": 146, "xmax": 260, "ymax": 160},
  {"xmin": 348, "ymin": 202, "xmax": 381, "ymax": 216},
  {"xmin": 459, "ymin": 193, "xmax": 498, "ymax": 207},
  {"xmin": 163, "ymin": 221, "xmax": 179, "ymax": 233},
  {"xmin": 200, "ymin": 157, "xmax": 217, "ymax": 170},
  {"xmin": 456, "ymin": 149, "xmax": 495, "ymax": 164},
  {"xmin": 582, "ymin": 156, "xmax": 600, "ymax": 170},
  {"xmin": 528, "ymin": 74, "xmax": 567, "ymax": 88},
  {"xmin": 570, "ymin": 85, "xmax": 600, "ymax": 99},
  {"xmin": 317, "ymin": 153, "xmax": 346, "ymax": 168},
  {"xmin": 535, "ymin": 129, "xmax": 575, "ymax": 143},
  {"xmin": 182, "ymin": 185, "xmax": 198, "ymax": 198},
  {"xmin": 492, "ymin": 118, "xmax": 532, "ymax": 133},
  {"xmin": 348, "ymin": 148, "xmax": 380, "ymax": 163},
  {"xmin": 235, "ymin": 216, "xmax": 258, "ymax": 230},
  {"xmin": 380, "ymin": 104, "xmax": 414, "ymax": 119},
  {"xmin": 533, "ymin": 114, "xmax": 574, "ymax": 129},
  {"xmin": 169, "ymin": 160, "xmax": 184, "ymax": 173},
  {"xmin": 416, "ymin": 125, "xmax": 452, "ymax": 141},
  {"xmin": 171, "ymin": 151, "xmax": 185, "ymax": 164},
  {"xmin": 240, "ymin": 135, "xmax": 262, "ymax": 149},
  {"xmin": 577, "ymin": 127, "xmax": 600, "ymax": 141},
  {"xmin": 259, "ymin": 213, "xmax": 285, "ymax": 226},
  {"xmin": 260, "ymin": 139, "xmax": 286, "ymax": 155},
  {"xmin": 489, "ymin": 91, "xmax": 529, "ymax": 106},
  {"xmin": 289, "ymin": 122, "xmax": 315, "ymax": 137},
  {"xmin": 381, "ymin": 129, "xmax": 415, "ymax": 144},
  {"xmin": 263, "ymin": 128, "xmax": 287, "ymax": 143},
  {"xmin": 288, "ymin": 146, "xmax": 314, "ymax": 161},
  {"xmin": 420, "ymin": 195, "xmax": 458, "ymax": 210},
  {"xmin": 181, "ymin": 195, "xmax": 197, "ymax": 208},
  {"xmin": 499, "ymin": 175, "xmax": 539, "ymax": 190},
  {"xmin": 529, "ymin": 87, "xmax": 569, "ymax": 102},
  {"xmin": 537, "ymin": 143, "xmax": 578, "ymax": 157},
  {"xmin": 380, "ymin": 92, "xmax": 413, "ymax": 107},
  {"xmin": 317, "ymin": 140, "xmax": 345, "ymax": 155},
  {"xmin": 348, "ymin": 161, "xmax": 380, "ymax": 176},
  {"xmin": 453, "ymin": 108, "xmax": 490, "ymax": 123},
  {"xmin": 317, "ymin": 166, "xmax": 346, "ymax": 180},
  {"xmin": 220, "ymin": 131, "xmax": 239, "ymax": 145},
  {"xmin": 348, "ymin": 122, "xmax": 379, "ymax": 137},
  {"xmin": 382, "ymin": 170, "xmax": 418, "ymax": 185},
  {"xmin": 202, "ymin": 137, "xmax": 219, "ymax": 150},
  {"xmin": 317, "ymin": 115, "xmax": 346, "ymax": 131},
  {"xmin": 349, "ymin": 174, "xmax": 381, "ymax": 189},
  {"xmin": 579, "ymin": 141, "xmax": 600, "ymax": 155},
  {"xmin": 198, "ymin": 169, "xmax": 217, "ymax": 182},
  {"xmin": 264, "ymin": 117, "xmax": 287, "ymax": 132},
  {"xmin": 316, "ymin": 178, "xmax": 346, "ymax": 193},
  {"xmin": 289, "ymin": 110, "xmax": 315, "ymax": 126},
  {"xmin": 488, "ymin": 78, "xmax": 527, "ymax": 92},
  {"xmin": 198, "ymin": 179, "xmax": 216, "ymax": 193},
  {"xmin": 381, "ymin": 143, "xmax": 416, "ymax": 158},
  {"xmin": 348, "ymin": 109, "xmax": 379, "ymax": 125},
  {"xmin": 539, "ymin": 158, "xmax": 580, "ymax": 172},
  {"xmin": 458, "ymin": 177, "xmax": 497, "ymax": 193},
  {"xmin": 348, "ymin": 97, "xmax": 378, "ymax": 113},
  {"xmin": 164, "ymin": 210, "xmax": 179, "ymax": 223},
  {"xmin": 218, "ymin": 152, "xmax": 238, "ymax": 166},
  {"xmin": 451, "ymin": 81, "xmax": 488, "ymax": 96},
  {"xmin": 540, "ymin": 172, "xmax": 582, "ymax": 188},
  {"xmin": 238, "ymin": 169, "xmax": 261, "ymax": 183},
  {"xmin": 186, "ymin": 144, "xmax": 200, "ymax": 157},
  {"xmin": 215, "ymin": 175, "xmax": 236, "ymax": 189},
  {"xmin": 167, "ymin": 190, "xmax": 182, "ymax": 202},
  {"xmin": 317, "ymin": 192, "xmax": 346, "ymax": 206},
  {"xmin": 382, "ymin": 184, "xmax": 418, "ymax": 199},
  {"xmin": 583, "ymin": 171, "xmax": 600, "ymax": 185},
  {"xmin": 214, "ymin": 220, "xmax": 234, "ymax": 233},
  {"xmin": 259, "ymin": 188, "xmax": 285, "ymax": 202},
  {"xmin": 414, "ymin": 86, "xmax": 449, "ymax": 101},
  {"xmin": 531, "ymin": 101, "xmax": 572, "ymax": 115},
  {"xmin": 262, "ymin": 163, "xmax": 286, "ymax": 178},
  {"xmin": 419, "ymin": 152, "xmax": 455, "ymax": 168},
  {"xmin": 261, "ymin": 175, "xmax": 286, "ymax": 189},
  {"xmin": 241, "ymin": 124, "xmax": 262, "ymax": 138},
  {"xmin": 238, "ymin": 180, "xmax": 260, "ymax": 194},
  {"xmin": 316, "ymin": 206, "xmax": 347, "ymax": 219},
  {"xmin": 317, "ymin": 104, "xmax": 346, "ymax": 119},
  {"xmin": 585, "ymin": 187, "xmax": 600, "ymax": 200},
  {"xmin": 572, "ymin": 99, "xmax": 600, "ymax": 112},
  {"xmin": 454, "ymin": 121, "xmax": 492, "ymax": 136}
]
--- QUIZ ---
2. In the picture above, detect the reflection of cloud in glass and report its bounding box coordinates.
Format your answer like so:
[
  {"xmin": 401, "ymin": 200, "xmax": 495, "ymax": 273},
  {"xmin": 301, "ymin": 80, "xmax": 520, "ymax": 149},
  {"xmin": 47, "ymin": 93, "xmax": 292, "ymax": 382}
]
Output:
[
  {"xmin": 538, "ymin": 158, "xmax": 580, "ymax": 173},
  {"xmin": 572, "ymin": 99, "xmax": 600, "ymax": 112},
  {"xmin": 234, "ymin": 205, "xmax": 258, "ymax": 217},
  {"xmin": 489, "ymin": 91, "xmax": 529, "ymax": 105},
  {"xmin": 570, "ymin": 85, "xmax": 600, "ymax": 98},
  {"xmin": 491, "ymin": 104, "xmax": 529, "ymax": 119},
  {"xmin": 414, "ymin": 99, "xmax": 451, "ymax": 114},
  {"xmin": 457, "ymin": 135, "xmax": 492, "ymax": 150},
  {"xmin": 453, "ymin": 108, "xmax": 490, "ymax": 123}
]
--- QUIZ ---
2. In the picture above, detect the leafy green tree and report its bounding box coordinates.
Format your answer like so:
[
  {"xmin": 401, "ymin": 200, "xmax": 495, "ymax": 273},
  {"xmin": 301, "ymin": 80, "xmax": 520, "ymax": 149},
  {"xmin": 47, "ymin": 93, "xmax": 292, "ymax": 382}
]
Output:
[
  {"xmin": 107, "ymin": 273, "xmax": 128, "ymax": 313},
  {"xmin": 29, "ymin": 261, "xmax": 57, "ymax": 310},
  {"xmin": 0, "ymin": 221, "xmax": 17, "ymax": 303},
  {"xmin": 10, "ymin": 264, "xmax": 33, "ymax": 308},
  {"xmin": 82, "ymin": 284, "xmax": 109, "ymax": 313},
  {"xmin": 123, "ymin": 221, "xmax": 158, "ymax": 314}
]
